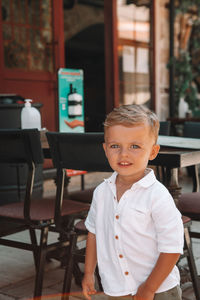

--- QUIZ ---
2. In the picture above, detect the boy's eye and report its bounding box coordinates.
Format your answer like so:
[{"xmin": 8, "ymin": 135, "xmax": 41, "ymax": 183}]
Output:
[
  {"xmin": 130, "ymin": 144, "xmax": 139, "ymax": 149},
  {"xmin": 110, "ymin": 144, "xmax": 119, "ymax": 149}
]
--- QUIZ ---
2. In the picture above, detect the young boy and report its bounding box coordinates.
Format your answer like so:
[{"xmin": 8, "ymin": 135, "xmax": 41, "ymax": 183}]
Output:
[{"xmin": 82, "ymin": 105, "xmax": 184, "ymax": 300}]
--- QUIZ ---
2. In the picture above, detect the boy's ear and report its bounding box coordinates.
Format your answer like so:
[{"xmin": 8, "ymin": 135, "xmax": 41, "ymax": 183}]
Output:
[
  {"xmin": 149, "ymin": 144, "xmax": 160, "ymax": 161},
  {"xmin": 103, "ymin": 143, "xmax": 109, "ymax": 158}
]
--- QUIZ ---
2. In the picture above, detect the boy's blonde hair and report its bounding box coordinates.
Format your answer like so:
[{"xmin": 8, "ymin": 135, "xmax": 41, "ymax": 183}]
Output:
[{"xmin": 104, "ymin": 104, "xmax": 160, "ymax": 142}]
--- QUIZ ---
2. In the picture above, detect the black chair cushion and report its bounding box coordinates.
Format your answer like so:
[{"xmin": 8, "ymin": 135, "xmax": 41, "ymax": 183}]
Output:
[
  {"xmin": 0, "ymin": 197, "xmax": 89, "ymax": 222},
  {"xmin": 178, "ymin": 192, "xmax": 200, "ymax": 215}
]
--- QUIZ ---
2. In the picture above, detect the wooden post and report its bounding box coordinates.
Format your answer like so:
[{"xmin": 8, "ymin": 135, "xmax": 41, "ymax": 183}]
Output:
[
  {"xmin": 104, "ymin": 0, "xmax": 119, "ymax": 113},
  {"xmin": 169, "ymin": 0, "xmax": 175, "ymax": 117}
]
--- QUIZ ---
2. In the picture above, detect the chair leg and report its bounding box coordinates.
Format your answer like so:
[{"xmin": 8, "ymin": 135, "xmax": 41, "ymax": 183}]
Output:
[
  {"xmin": 184, "ymin": 226, "xmax": 200, "ymax": 300},
  {"xmin": 29, "ymin": 227, "xmax": 38, "ymax": 269},
  {"xmin": 62, "ymin": 232, "xmax": 78, "ymax": 296},
  {"xmin": 34, "ymin": 226, "xmax": 49, "ymax": 298},
  {"xmin": 73, "ymin": 261, "xmax": 84, "ymax": 286}
]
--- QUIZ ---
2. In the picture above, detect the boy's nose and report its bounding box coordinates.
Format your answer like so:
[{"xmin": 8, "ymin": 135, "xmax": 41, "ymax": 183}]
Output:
[{"xmin": 120, "ymin": 147, "xmax": 129, "ymax": 156}]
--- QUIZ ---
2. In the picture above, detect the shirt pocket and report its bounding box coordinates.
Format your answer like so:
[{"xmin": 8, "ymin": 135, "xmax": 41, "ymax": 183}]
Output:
[{"xmin": 127, "ymin": 202, "xmax": 149, "ymax": 223}]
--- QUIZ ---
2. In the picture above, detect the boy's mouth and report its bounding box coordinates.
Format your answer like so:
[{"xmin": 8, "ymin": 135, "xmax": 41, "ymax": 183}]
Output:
[{"xmin": 118, "ymin": 162, "xmax": 132, "ymax": 166}]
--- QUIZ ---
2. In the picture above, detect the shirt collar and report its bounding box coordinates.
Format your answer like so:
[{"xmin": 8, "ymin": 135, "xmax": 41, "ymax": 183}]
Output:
[
  {"xmin": 104, "ymin": 168, "xmax": 156, "ymax": 189},
  {"xmin": 104, "ymin": 171, "xmax": 118, "ymax": 186},
  {"xmin": 133, "ymin": 168, "xmax": 156, "ymax": 188}
]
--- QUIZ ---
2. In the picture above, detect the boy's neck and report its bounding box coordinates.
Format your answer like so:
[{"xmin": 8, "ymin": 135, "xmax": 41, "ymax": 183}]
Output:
[
  {"xmin": 115, "ymin": 176, "xmax": 132, "ymax": 202},
  {"xmin": 116, "ymin": 176, "xmax": 134, "ymax": 187},
  {"xmin": 116, "ymin": 170, "xmax": 146, "ymax": 187},
  {"xmin": 115, "ymin": 173, "xmax": 146, "ymax": 202}
]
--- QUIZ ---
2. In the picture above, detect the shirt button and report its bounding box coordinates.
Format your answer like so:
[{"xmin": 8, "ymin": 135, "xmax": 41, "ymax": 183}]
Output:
[
  {"xmin": 116, "ymin": 215, "xmax": 119, "ymax": 219},
  {"xmin": 115, "ymin": 235, "xmax": 119, "ymax": 239},
  {"xmin": 125, "ymin": 271, "xmax": 129, "ymax": 275},
  {"xmin": 119, "ymin": 254, "xmax": 123, "ymax": 258}
]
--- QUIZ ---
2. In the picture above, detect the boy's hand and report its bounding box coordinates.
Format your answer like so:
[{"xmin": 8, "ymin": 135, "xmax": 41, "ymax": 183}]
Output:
[
  {"xmin": 133, "ymin": 282, "xmax": 155, "ymax": 300},
  {"xmin": 82, "ymin": 273, "xmax": 97, "ymax": 300}
]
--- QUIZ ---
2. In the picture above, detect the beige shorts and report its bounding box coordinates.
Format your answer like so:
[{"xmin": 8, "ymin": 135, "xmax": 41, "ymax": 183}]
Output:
[{"xmin": 108, "ymin": 285, "xmax": 182, "ymax": 300}]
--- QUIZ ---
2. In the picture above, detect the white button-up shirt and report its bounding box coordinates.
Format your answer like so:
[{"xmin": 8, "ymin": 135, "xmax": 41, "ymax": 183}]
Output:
[{"xmin": 85, "ymin": 169, "xmax": 184, "ymax": 296}]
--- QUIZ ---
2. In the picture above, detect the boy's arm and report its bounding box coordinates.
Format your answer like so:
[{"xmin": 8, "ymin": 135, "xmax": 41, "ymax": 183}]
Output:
[
  {"xmin": 134, "ymin": 252, "xmax": 180, "ymax": 300},
  {"xmin": 82, "ymin": 232, "xmax": 97, "ymax": 300}
]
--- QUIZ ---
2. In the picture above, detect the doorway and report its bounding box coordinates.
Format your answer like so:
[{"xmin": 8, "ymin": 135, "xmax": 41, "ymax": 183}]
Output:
[{"xmin": 64, "ymin": 0, "xmax": 105, "ymax": 131}]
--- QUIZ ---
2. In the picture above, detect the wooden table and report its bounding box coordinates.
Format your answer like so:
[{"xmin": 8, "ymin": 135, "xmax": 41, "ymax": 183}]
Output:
[{"xmin": 150, "ymin": 135, "xmax": 200, "ymax": 205}]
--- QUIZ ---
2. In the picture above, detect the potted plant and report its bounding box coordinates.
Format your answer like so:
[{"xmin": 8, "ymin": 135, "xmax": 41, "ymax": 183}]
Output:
[{"xmin": 168, "ymin": 0, "xmax": 200, "ymax": 116}]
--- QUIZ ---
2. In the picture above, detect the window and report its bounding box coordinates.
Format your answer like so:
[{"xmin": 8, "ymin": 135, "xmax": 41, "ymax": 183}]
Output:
[
  {"xmin": 2, "ymin": 0, "xmax": 53, "ymax": 71},
  {"xmin": 117, "ymin": 0, "xmax": 152, "ymax": 107}
]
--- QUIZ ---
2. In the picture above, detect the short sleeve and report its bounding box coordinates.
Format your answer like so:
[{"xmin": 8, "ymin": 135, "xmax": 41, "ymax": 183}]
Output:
[
  {"xmin": 85, "ymin": 191, "xmax": 97, "ymax": 234},
  {"xmin": 152, "ymin": 189, "xmax": 184, "ymax": 254}
]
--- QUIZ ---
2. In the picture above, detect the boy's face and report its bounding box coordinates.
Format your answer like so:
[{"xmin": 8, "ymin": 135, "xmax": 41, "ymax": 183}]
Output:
[{"xmin": 103, "ymin": 124, "xmax": 160, "ymax": 183}]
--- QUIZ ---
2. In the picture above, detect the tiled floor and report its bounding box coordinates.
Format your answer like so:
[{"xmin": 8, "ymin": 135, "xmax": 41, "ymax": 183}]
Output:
[{"xmin": 0, "ymin": 171, "xmax": 199, "ymax": 300}]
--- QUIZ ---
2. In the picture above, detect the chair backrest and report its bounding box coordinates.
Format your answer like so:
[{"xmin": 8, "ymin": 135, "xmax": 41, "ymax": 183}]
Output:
[
  {"xmin": 183, "ymin": 122, "xmax": 200, "ymax": 193},
  {"xmin": 46, "ymin": 132, "xmax": 112, "ymax": 172},
  {"xmin": 47, "ymin": 132, "xmax": 112, "ymax": 227},
  {"xmin": 0, "ymin": 129, "xmax": 43, "ymax": 219},
  {"xmin": 159, "ymin": 121, "xmax": 171, "ymax": 136},
  {"xmin": 183, "ymin": 122, "xmax": 200, "ymax": 138},
  {"xmin": 0, "ymin": 129, "xmax": 43, "ymax": 166}
]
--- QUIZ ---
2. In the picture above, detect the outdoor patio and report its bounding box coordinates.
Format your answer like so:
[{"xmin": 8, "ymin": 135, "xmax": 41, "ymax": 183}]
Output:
[{"xmin": 0, "ymin": 171, "xmax": 199, "ymax": 300}]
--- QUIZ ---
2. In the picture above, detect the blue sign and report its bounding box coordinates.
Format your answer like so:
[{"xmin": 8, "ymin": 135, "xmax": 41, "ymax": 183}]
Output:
[{"xmin": 58, "ymin": 68, "xmax": 84, "ymax": 132}]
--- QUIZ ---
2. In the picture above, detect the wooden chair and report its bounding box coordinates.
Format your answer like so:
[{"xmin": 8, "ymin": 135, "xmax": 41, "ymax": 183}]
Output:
[
  {"xmin": 0, "ymin": 129, "xmax": 90, "ymax": 298},
  {"xmin": 178, "ymin": 122, "xmax": 200, "ymax": 241},
  {"xmin": 47, "ymin": 131, "xmax": 200, "ymax": 299},
  {"xmin": 51, "ymin": 132, "xmax": 111, "ymax": 205},
  {"xmin": 183, "ymin": 121, "xmax": 200, "ymax": 192},
  {"xmin": 182, "ymin": 215, "xmax": 200, "ymax": 299},
  {"xmin": 46, "ymin": 132, "xmax": 111, "ymax": 295}
]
